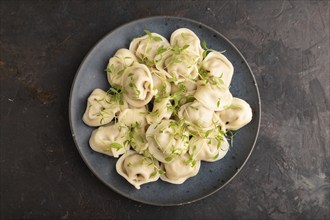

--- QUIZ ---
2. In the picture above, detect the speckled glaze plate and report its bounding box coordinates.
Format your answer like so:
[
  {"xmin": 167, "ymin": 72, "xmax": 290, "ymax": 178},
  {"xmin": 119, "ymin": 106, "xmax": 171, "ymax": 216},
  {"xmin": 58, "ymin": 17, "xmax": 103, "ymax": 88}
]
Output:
[{"xmin": 69, "ymin": 16, "xmax": 261, "ymax": 206}]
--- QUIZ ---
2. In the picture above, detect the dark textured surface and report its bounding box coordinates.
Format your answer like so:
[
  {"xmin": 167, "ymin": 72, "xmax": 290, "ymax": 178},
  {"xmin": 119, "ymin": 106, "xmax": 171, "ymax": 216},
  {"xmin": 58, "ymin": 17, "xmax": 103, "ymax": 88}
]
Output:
[{"xmin": 0, "ymin": 0, "xmax": 329, "ymax": 219}]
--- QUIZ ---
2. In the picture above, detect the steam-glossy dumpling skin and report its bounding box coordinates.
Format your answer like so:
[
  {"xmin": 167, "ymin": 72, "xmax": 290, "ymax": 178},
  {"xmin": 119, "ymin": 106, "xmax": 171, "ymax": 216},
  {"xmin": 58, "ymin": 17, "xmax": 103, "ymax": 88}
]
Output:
[
  {"xmin": 217, "ymin": 97, "xmax": 253, "ymax": 131},
  {"xmin": 116, "ymin": 150, "xmax": 160, "ymax": 189},
  {"xmin": 129, "ymin": 32, "xmax": 170, "ymax": 66},
  {"xmin": 160, "ymin": 154, "xmax": 201, "ymax": 184},
  {"xmin": 189, "ymin": 130, "xmax": 229, "ymax": 162},
  {"xmin": 106, "ymin": 49, "xmax": 137, "ymax": 88},
  {"xmin": 178, "ymin": 100, "xmax": 219, "ymax": 132},
  {"xmin": 146, "ymin": 120, "xmax": 189, "ymax": 163},
  {"xmin": 122, "ymin": 63, "xmax": 156, "ymax": 107},
  {"xmin": 202, "ymin": 51, "xmax": 234, "ymax": 87},
  {"xmin": 170, "ymin": 28, "xmax": 204, "ymax": 59},
  {"xmin": 194, "ymin": 81, "xmax": 233, "ymax": 111},
  {"xmin": 89, "ymin": 124, "xmax": 129, "ymax": 158},
  {"xmin": 83, "ymin": 88, "xmax": 127, "ymax": 127}
]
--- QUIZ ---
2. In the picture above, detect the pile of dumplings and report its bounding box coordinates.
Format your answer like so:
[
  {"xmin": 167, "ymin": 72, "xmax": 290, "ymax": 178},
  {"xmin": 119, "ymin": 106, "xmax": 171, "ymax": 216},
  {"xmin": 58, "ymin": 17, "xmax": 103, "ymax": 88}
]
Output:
[{"xmin": 82, "ymin": 28, "xmax": 253, "ymax": 189}]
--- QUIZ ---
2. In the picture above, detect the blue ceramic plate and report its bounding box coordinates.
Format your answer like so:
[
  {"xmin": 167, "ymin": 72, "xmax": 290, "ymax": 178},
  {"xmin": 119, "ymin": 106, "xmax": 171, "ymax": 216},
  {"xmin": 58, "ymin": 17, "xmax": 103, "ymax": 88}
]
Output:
[{"xmin": 69, "ymin": 16, "xmax": 261, "ymax": 206}]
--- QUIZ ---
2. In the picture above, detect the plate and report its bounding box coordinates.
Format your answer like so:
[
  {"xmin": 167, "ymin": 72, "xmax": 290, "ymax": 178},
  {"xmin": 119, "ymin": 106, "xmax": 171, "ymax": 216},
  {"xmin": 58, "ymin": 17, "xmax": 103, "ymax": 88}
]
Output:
[{"xmin": 69, "ymin": 16, "xmax": 261, "ymax": 206}]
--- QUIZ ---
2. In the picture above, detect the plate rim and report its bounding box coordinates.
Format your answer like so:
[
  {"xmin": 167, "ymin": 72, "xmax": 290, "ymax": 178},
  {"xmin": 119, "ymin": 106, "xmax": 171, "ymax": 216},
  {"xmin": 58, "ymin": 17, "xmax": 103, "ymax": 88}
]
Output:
[{"xmin": 68, "ymin": 15, "xmax": 261, "ymax": 206}]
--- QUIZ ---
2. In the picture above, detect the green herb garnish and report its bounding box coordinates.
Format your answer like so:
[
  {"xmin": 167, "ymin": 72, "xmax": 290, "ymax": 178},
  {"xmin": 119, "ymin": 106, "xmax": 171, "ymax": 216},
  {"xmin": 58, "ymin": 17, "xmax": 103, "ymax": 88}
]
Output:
[{"xmin": 144, "ymin": 30, "xmax": 163, "ymax": 42}]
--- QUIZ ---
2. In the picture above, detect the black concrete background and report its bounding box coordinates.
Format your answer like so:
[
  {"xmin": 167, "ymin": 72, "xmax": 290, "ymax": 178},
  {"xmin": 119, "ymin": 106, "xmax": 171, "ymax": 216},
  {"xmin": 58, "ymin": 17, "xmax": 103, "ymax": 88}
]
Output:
[{"xmin": 1, "ymin": 0, "xmax": 329, "ymax": 219}]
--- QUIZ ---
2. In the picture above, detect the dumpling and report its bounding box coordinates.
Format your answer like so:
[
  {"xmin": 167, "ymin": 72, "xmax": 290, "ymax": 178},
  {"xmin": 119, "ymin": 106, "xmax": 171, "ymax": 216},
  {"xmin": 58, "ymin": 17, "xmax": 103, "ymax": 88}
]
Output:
[
  {"xmin": 170, "ymin": 80, "xmax": 197, "ymax": 105},
  {"xmin": 83, "ymin": 88, "xmax": 128, "ymax": 127},
  {"xmin": 146, "ymin": 120, "xmax": 189, "ymax": 163},
  {"xmin": 146, "ymin": 97, "xmax": 173, "ymax": 124},
  {"xmin": 177, "ymin": 100, "xmax": 219, "ymax": 132},
  {"xmin": 160, "ymin": 153, "xmax": 201, "ymax": 184},
  {"xmin": 129, "ymin": 32, "xmax": 170, "ymax": 66},
  {"xmin": 170, "ymin": 28, "xmax": 204, "ymax": 59},
  {"xmin": 155, "ymin": 29, "xmax": 203, "ymax": 82},
  {"xmin": 106, "ymin": 49, "xmax": 137, "ymax": 88},
  {"xmin": 189, "ymin": 129, "xmax": 229, "ymax": 162},
  {"xmin": 216, "ymin": 97, "xmax": 253, "ymax": 131},
  {"xmin": 116, "ymin": 150, "xmax": 160, "ymax": 189},
  {"xmin": 117, "ymin": 107, "xmax": 149, "ymax": 153},
  {"xmin": 150, "ymin": 68, "xmax": 171, "ymax": 96},
  {"xmin": 155, "ymin": 50, "xmax": 199, "ymax": 83},
  {"xmin": 130, "ymin": 127, "xmax": 149, "ymax": 154},
  {"xmin": 117, "ymin": 106, "xmax": 148, "ymax": 128},
  {"xmin": 201, "ymin": 51, "xmax": 234, "ymax": 87},
  {"xmin": 121, "ymin": 63, "xmax": 156, "ymax": 107},
  {"xmin": 194, "ymin": 81, "xmax": 233, "ymax": 111},
  {"xmin": 171, "ymin": 79, "xmax": 197, "ymax": 96},
  {"xmin": 89, "ymin": 123, "xmax": 129, "ymax": 158}
]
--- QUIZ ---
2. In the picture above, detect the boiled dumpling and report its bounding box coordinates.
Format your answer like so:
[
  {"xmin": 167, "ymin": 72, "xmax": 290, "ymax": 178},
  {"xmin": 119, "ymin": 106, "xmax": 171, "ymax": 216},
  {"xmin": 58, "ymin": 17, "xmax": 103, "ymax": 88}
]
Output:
[
  {"xmin": 146, "ymin": 120, "xmax": 189, "ymax": 163},
  {"xmin": 217, "ymin": 97, "xmax": 253, "ymax": 131},
  {"xmin": 116, "ymin": 150, "xmax": 160, "ymax": 189},
  {"xmin": 169, "ymin": 80, "xmax": 197, "ymax": 106},
  {"xmin": 89, "ymin": 123, "xmax": 129, "ymax": 158},
  {"xmin": 130, "ymin": 127, "xmax": 149, "ymax": 154},
  {"xmin": 129, "ymin": 32, "xmax": 170, "ymax": 66},
  {"xmin": 117, "ymin": 106, "xmax": 148, "ymax": 128},
  {"xmin": 201, "ymin": 51, "xmax": 234, "ymax": 87},
  {"xmin": 194, "ymin": 81, "xmax": 233, "ymax": 111},
  {"xmin": 171, "ymin": 79, "xmax": 197, "ymax": 96},
  {"xmin": 106, "ymin": 49, "xmax": 137, "ymax": 88},
  {"xmin": 177, "ymin": 100, "xmax": 219, "ymax": 132},
  {"xmin": 150, "ymin": 68, "xmax": 171, "ymax": 96},
  {"xmin": 189, "ymin": 130, "xmax": 229, "ymax": 162},
  {"xmin": 170, "ymin": 28, "xmax": 204, "ymax": 59},
  {"xmin": 160, "ymin": 153, "xmax": 201, "ymax": 184},
  {"xmin": 146, "ymin": 97, "xmax": 173, "ymax": 124},
  {"xmin": 155, "ymin": 50, "xmax": 199, "ymax": 83},
  {"xmin": 122, "ymin": 63, "xmax": 156, "ymax": 107},
  {"xmin": 83, "ymin": 88, "xmax": 127, "ymax": 127},
  {"xmin": 117, "ymin": 107, "xmax": 148, "ymax": 153}
]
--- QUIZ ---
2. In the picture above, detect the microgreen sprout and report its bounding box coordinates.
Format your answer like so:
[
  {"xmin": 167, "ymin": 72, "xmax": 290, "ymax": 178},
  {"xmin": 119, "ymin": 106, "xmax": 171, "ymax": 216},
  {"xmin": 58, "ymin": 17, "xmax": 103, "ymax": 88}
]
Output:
[
  {"xmin": 226, "ymin": 130, "xmax": 238, "ymax": 147},
  {"xmin": 142, "ymin": 151, "xmax": 166, "ymax": 177},
  {"xmin": 154, "ymin": 45, "xmax": 168, "ymax": 63},
  {"xmin": 144, "ymin": 30, "xmax": 163, "ymax": 42},
  {"xmin": 128, "ymin": 75, "xmax": 141, "ymax": 96},
  {"xmin": 201, "ymin": 40, "xmax": 226, "ymax": 59},
  {"xmin": 137, "ymin": 30, "xmax": 165, "ymax": 66},
  {"xmin": 106, "ymin": 142, "xmax": 123, "ymax": 151},
  {"xmin": 216, "ymin": 98, "xmax": 221, "ymax": 108},
  {"xmin": 189, "ymin": 105, "xmax": 199, "ymax": 111},
  {"xmin": 106, "ymin": 87, "xmax": 124, "ymax": 105},
  {"xmin": 95, "ymin": 109, "xmax": 113, "ymax": 125},
  {"xmin": 198, "ymin": 67, "xmax": 225, "ymax": 87},
  {"xmin": 106, "ymin": 64, "xmax": 115, "ymax": 73},
  {"xmin": 168, "ymin": 83, "xmax": 194, "ymax": 115}
]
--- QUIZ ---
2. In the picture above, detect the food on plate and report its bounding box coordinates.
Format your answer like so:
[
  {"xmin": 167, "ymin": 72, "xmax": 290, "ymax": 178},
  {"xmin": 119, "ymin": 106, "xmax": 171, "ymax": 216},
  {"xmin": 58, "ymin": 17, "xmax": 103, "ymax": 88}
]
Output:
[
  {"xmin": 89, "ymin": 123, "xmax": 129, "ymax": 158},
  {"xmin": 82, "ymin": 88, "xmax": 127, "ymax": 127},
  {"xmin": 82, "ymin": 28, "xmax": 253, "ymax": 189},
  {"xmin": 116, "ymin": 150, "xmax": 160, "ymax": 189}
]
